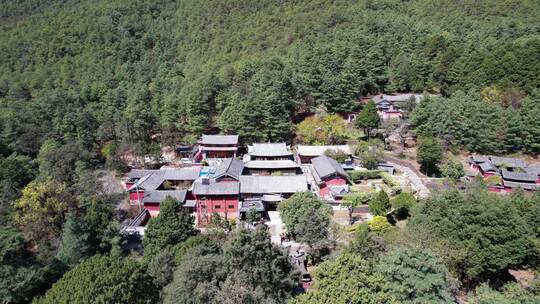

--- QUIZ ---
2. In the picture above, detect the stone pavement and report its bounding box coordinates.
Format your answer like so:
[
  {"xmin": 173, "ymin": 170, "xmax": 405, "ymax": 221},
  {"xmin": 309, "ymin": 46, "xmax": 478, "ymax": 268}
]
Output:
[
  {"xmin": 387, "ymin": 161, "xmax": 431, "ymax": 198},
  {"xmin": 266, "ymin": 211, "xmax": 285, "ymax": 245}
]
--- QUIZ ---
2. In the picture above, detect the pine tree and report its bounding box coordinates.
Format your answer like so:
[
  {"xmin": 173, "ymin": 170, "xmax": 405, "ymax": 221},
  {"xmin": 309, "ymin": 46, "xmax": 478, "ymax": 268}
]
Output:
[
  {"xmin": 520, "ymin": 97, "xmax": 540, "ymax": 154},
  {"xmin": 416, "ymin": 136, "xmax": 443, "ymax": 176},
  {"xmin": 368, "ymin": 190, "xmax": 391, "ymax": 216},
  {"xmin": 35, "ymin": 255, "xmax": 158, "ymax": 304},
  {"xmin": 355, "ymin": 101, "xmax": 380, "ymax": 138},
  {"xmin": 143, "ymin": 197, "xmax": 197, "ymax": 259},
  {"xmin": 376, "ymin": 247, "xmax": 455, "ymax": 303},
  {"xmin": 56, "ymin": 212, "xmax": 90, "ymax": 268}
]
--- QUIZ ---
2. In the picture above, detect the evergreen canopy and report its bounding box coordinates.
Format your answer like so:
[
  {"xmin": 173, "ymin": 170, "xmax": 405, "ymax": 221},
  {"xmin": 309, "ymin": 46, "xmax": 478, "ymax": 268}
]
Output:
[{"xmin": 34, "ymin": 255, "xmax": 158, "ymax": 304}]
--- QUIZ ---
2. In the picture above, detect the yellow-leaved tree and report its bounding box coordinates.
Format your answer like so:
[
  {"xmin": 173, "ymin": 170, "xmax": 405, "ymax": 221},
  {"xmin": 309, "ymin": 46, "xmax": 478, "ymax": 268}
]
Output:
[
  {"xmin": 12, "ymin": 180, "xmax": 72, "ymax": 242},
  {"xmin": 296, "ymin": 114, "xmax": 347, "ymax": 144}
]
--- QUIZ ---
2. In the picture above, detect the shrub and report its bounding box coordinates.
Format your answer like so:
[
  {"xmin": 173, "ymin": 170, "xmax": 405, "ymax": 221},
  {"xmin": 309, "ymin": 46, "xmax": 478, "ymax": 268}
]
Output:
[
  {"xmin": 391, "ymin": 192, "xmax": 417, "ymax": 220},
  {"xmin": 162, "ymin": 180, "xmax": 173, "ymax": 189},
  {"xmin": 324, "ymin": 149, "xmax": 349, "ymax": 163},
  {"xmin": 381, "ymin": 172, "xmax": 399, "ymax": 187},
  {"xmin": 368, "ymin": 216, "xmax": 392, "ymax": 235},
  {"xmin": 440, "ymin": 160, "xmax": 465, "ymax": 181},
  {"xmin": 350, "ymin": 170, "xmax": 383, "ymax": 181},
  {"xmin": 368, "ymin": 190, "xmax": 391, "ymax": 216},
  {"xmin": 343, "ymin": 192, "xmax": 374, "ymax": 205},
  {"xmin": 485, "ymin": 175, "xmax": 502, "ymax": 186},
  {"xmin": 356, "ymin": 139, "xmax": 383, "ymax": 169},
  {"xmin": 390, "ymin": 186, "xmax": 402, "ymax": 196},
  {"xmin": 344, "ymin": 224, "xmax": 360, "ymax": 233}
]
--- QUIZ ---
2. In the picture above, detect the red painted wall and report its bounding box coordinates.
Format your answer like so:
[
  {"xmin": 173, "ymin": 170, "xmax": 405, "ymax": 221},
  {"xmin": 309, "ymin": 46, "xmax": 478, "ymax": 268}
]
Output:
[
  {"xmin": 503, "ymin": 187, "xmax": 514, "ymax": 193},
  {"xmin": 129, "ymin": 190, "xmax": 144, "ymax": 202},
  {"xmin": 488, "ymin": 187, "xmax": 502, "ymax": 193},
  {"xmin": 196, "ymin": 195, "xmax": 239, "ymax": 225},
  {"xmin": 206, "ymin": 151, "xmax": 235, "ymax": 158},
  {"xmin": 144, "ymin": 203, "xmax": 160, "ymax": 212},
  {"xmin": 381, "ymin": 112, "xmax": 402, "ymax": 120},
  {"xmin": 469, "ymin": 164, "xmax": 480, "ymax": 174},
  {"xmin": 318, "ymin": 177, "xmax": 347, "ymax": 197},
  {"xmin": 326, "ymin": 177, "xmax": 347, "ymax": 186},
  {"xmin": 319, "ymin": 185, "xmax": 330, "ymax": 197},
  {"xmin": 194, "ymin": 151, "xmax": 204, "ymax": 162},
  {"xmin": 299, "ymin": 155, "xmax": 315, "ymax": 164}
]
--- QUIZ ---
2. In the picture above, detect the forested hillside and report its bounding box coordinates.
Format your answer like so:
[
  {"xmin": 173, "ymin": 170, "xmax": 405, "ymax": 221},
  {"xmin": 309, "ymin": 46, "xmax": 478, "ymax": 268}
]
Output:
[
  {"xmin": 1, "ymin": 0, "xmax": 539, "ymax": 157},
  {"xmin": 1, "ymin": 1, "xmax": 540, "ymax": 303}
]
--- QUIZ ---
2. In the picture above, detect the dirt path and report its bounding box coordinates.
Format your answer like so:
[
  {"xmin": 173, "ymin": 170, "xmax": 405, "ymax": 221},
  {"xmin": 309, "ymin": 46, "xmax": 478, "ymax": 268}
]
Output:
[
  {"xmin": 384, "ymin": 155, "xmax": 425, "ymax": 177},
  {"xmin": 98, "ymin": 170, "xmax": 125, "ymax": 194},
  {"xmin": 384, "ymin": 157, "xmax": 431, "ymax": 198},
  {"xmin": 97, "ymin": 170, "xmax": 129, "ymax": 210}
]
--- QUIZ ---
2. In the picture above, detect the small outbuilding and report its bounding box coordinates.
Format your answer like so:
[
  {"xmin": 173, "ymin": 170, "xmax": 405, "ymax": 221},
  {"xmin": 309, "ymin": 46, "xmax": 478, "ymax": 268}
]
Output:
[
  {"xmin": 310, "ymin": 155, "xmax": 350, "ymax": 198},
  {"xmin": 196, "ymin": 134, "xmax": 239, "ymax": 160},
  {"xmin": 296, "ymin": 145, "xmax": 352, "ymax": 164}
]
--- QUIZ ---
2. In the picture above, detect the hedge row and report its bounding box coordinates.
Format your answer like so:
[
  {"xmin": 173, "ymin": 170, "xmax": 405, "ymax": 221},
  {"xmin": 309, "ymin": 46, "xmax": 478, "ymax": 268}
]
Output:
[
  {"xmin": 381, "ymin": 172, "xmax": 400, "ymax": 187},
  {"xmin": 349, "ymin": 170, "xmax": 383, "ymax": 181}
]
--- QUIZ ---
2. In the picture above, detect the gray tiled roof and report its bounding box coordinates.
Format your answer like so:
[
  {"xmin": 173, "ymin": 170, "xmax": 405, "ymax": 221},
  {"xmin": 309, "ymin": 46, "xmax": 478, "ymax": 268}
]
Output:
[
  {"xmin": 162, "ymin": 168, "xmax": 199, "ymax": 180},
  {"xmin": 247, "ymin": 143, "xmax": 292, "ymax": 157},
  {"xmin": 261, "ymin": 194, "xmax": 284, "ymax": 202},
  {"xmin": 239, "ymin": 199, "xmax": 265, "ymax": 212},
  {"xmin": 329, "ymin": 185, "xmax": 349, "ymax": 197},
  {"xmin": 192, "ymin": 178, "xmax": 240, "ymax": 195},
  {"xmin": 201, "ymin": 146, "xmax": 238, "ymax": 151},
  {"xmin": 489, "ymin": 156, "xmax": 526, "ymax": 168},
  {"xmin": 200, "ymin": 134, "xmax": 239, "ymax": 145},
  {"xmin": 372, "ymin": 95, "xmax": 388, "ymax": 103},
  {"xmin": 128, "ymin": 209, "xmax": 150, "ymax": 227},
  {"xmin": 375, "ymin": 99, "xmax": 392, "ymax": 106},
  {"xmin": 470, "ymin": 155, "xmax": 489, "ymax": 164},
  {"xmin": 134, "ymin": 173, "xmax": 163, "ymax": 191},
  {"xmin": 373, "ymin": 94, "xmax": 424, "ymax": 103},
  {"xmin": 311, "ymin": 156, "xmax": 350, "ymax": 184},
  {"xmin": 184, "ymin": 200, "xmax": 197, "ymax": 208},
  {"xmin": 502, "ymin": 180, "xmax": 539, "ymax": 191},
  {"xmin": 141, "ymin": 190, "xmax": 187, "ymax": 204},
  {"xmin": 296, "ymin": 145, "xmax": 352, "ymax": 156},
  {"xmin": 239, "ymin": 175, "xmax": 308, "ymax": 194},
  {"xmin": 135, "ymin": 168, "xmax": 199, "ymax": 190},
  {"xmin": 479, "ymin": 162, "xmax": 498, "ymax": 173},
  {"xmin": 526, "ymin": 164, "xmax": 540, "ymax": 177},
  {"xmin": 244, "ymin": 160, "xmax": 300, "ymax": 169},
  {"xmin": 214, "ymin": 159, "xmax": 244, "ymax": 180},
  {"xmin": 501, "ymin": 170, "xmax": 537, "ymax": 183},
  {"xmin": 127, "ymin": 169, "xmax": 156, "ymax": 179},
  {"xmin": 377, "ymin": 163, "xmax": 395, "ymax": 175}
]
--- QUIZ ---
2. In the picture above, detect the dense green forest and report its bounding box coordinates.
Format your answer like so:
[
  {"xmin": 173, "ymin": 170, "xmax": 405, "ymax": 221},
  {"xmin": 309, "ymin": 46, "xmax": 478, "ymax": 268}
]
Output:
[
  {"xmin": 1, "ymin": 0, "xmax": 540, "ymax": 303},
  {"xmin": 1, "ymin": 0, "xmax": 539, "ymax": 156},
  {"xmin": 411, "ymin": 91, "xmax": 540, "ymax": 154}
]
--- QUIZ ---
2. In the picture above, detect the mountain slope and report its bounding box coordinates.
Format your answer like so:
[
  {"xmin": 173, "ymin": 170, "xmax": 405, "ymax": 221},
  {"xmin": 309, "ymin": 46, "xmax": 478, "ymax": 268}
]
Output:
[{"xmin": 0, "ymin": 0, "xmax": 538, "ymax": 152}]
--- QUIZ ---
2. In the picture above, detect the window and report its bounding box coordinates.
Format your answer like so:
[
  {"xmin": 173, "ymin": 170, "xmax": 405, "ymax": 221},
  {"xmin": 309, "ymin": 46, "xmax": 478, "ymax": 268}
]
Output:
[
  {"xmin": 228, "ymin": 204, "xmax": 235, "ymax": 209},
  {"xmin": 214, "ymin": 205, "xmax": 221, "ymax": 210}
]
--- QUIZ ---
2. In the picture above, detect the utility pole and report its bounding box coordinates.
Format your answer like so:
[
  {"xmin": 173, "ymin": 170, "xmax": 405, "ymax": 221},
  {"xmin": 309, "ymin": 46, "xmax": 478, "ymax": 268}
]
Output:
[{"xmin": 135, "ymin": 182, "xmax": 142, "ymax": 213}]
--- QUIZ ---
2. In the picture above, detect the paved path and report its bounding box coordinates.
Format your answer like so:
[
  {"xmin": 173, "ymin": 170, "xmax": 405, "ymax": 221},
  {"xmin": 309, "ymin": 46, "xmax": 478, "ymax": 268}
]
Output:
[
  {"xmin": 266, "ymin": 211, "xmax": 285, "ymax": 245},
  {"xmin": 387, "ymin": 161, "xmax": 431, "ymax": 198}
]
